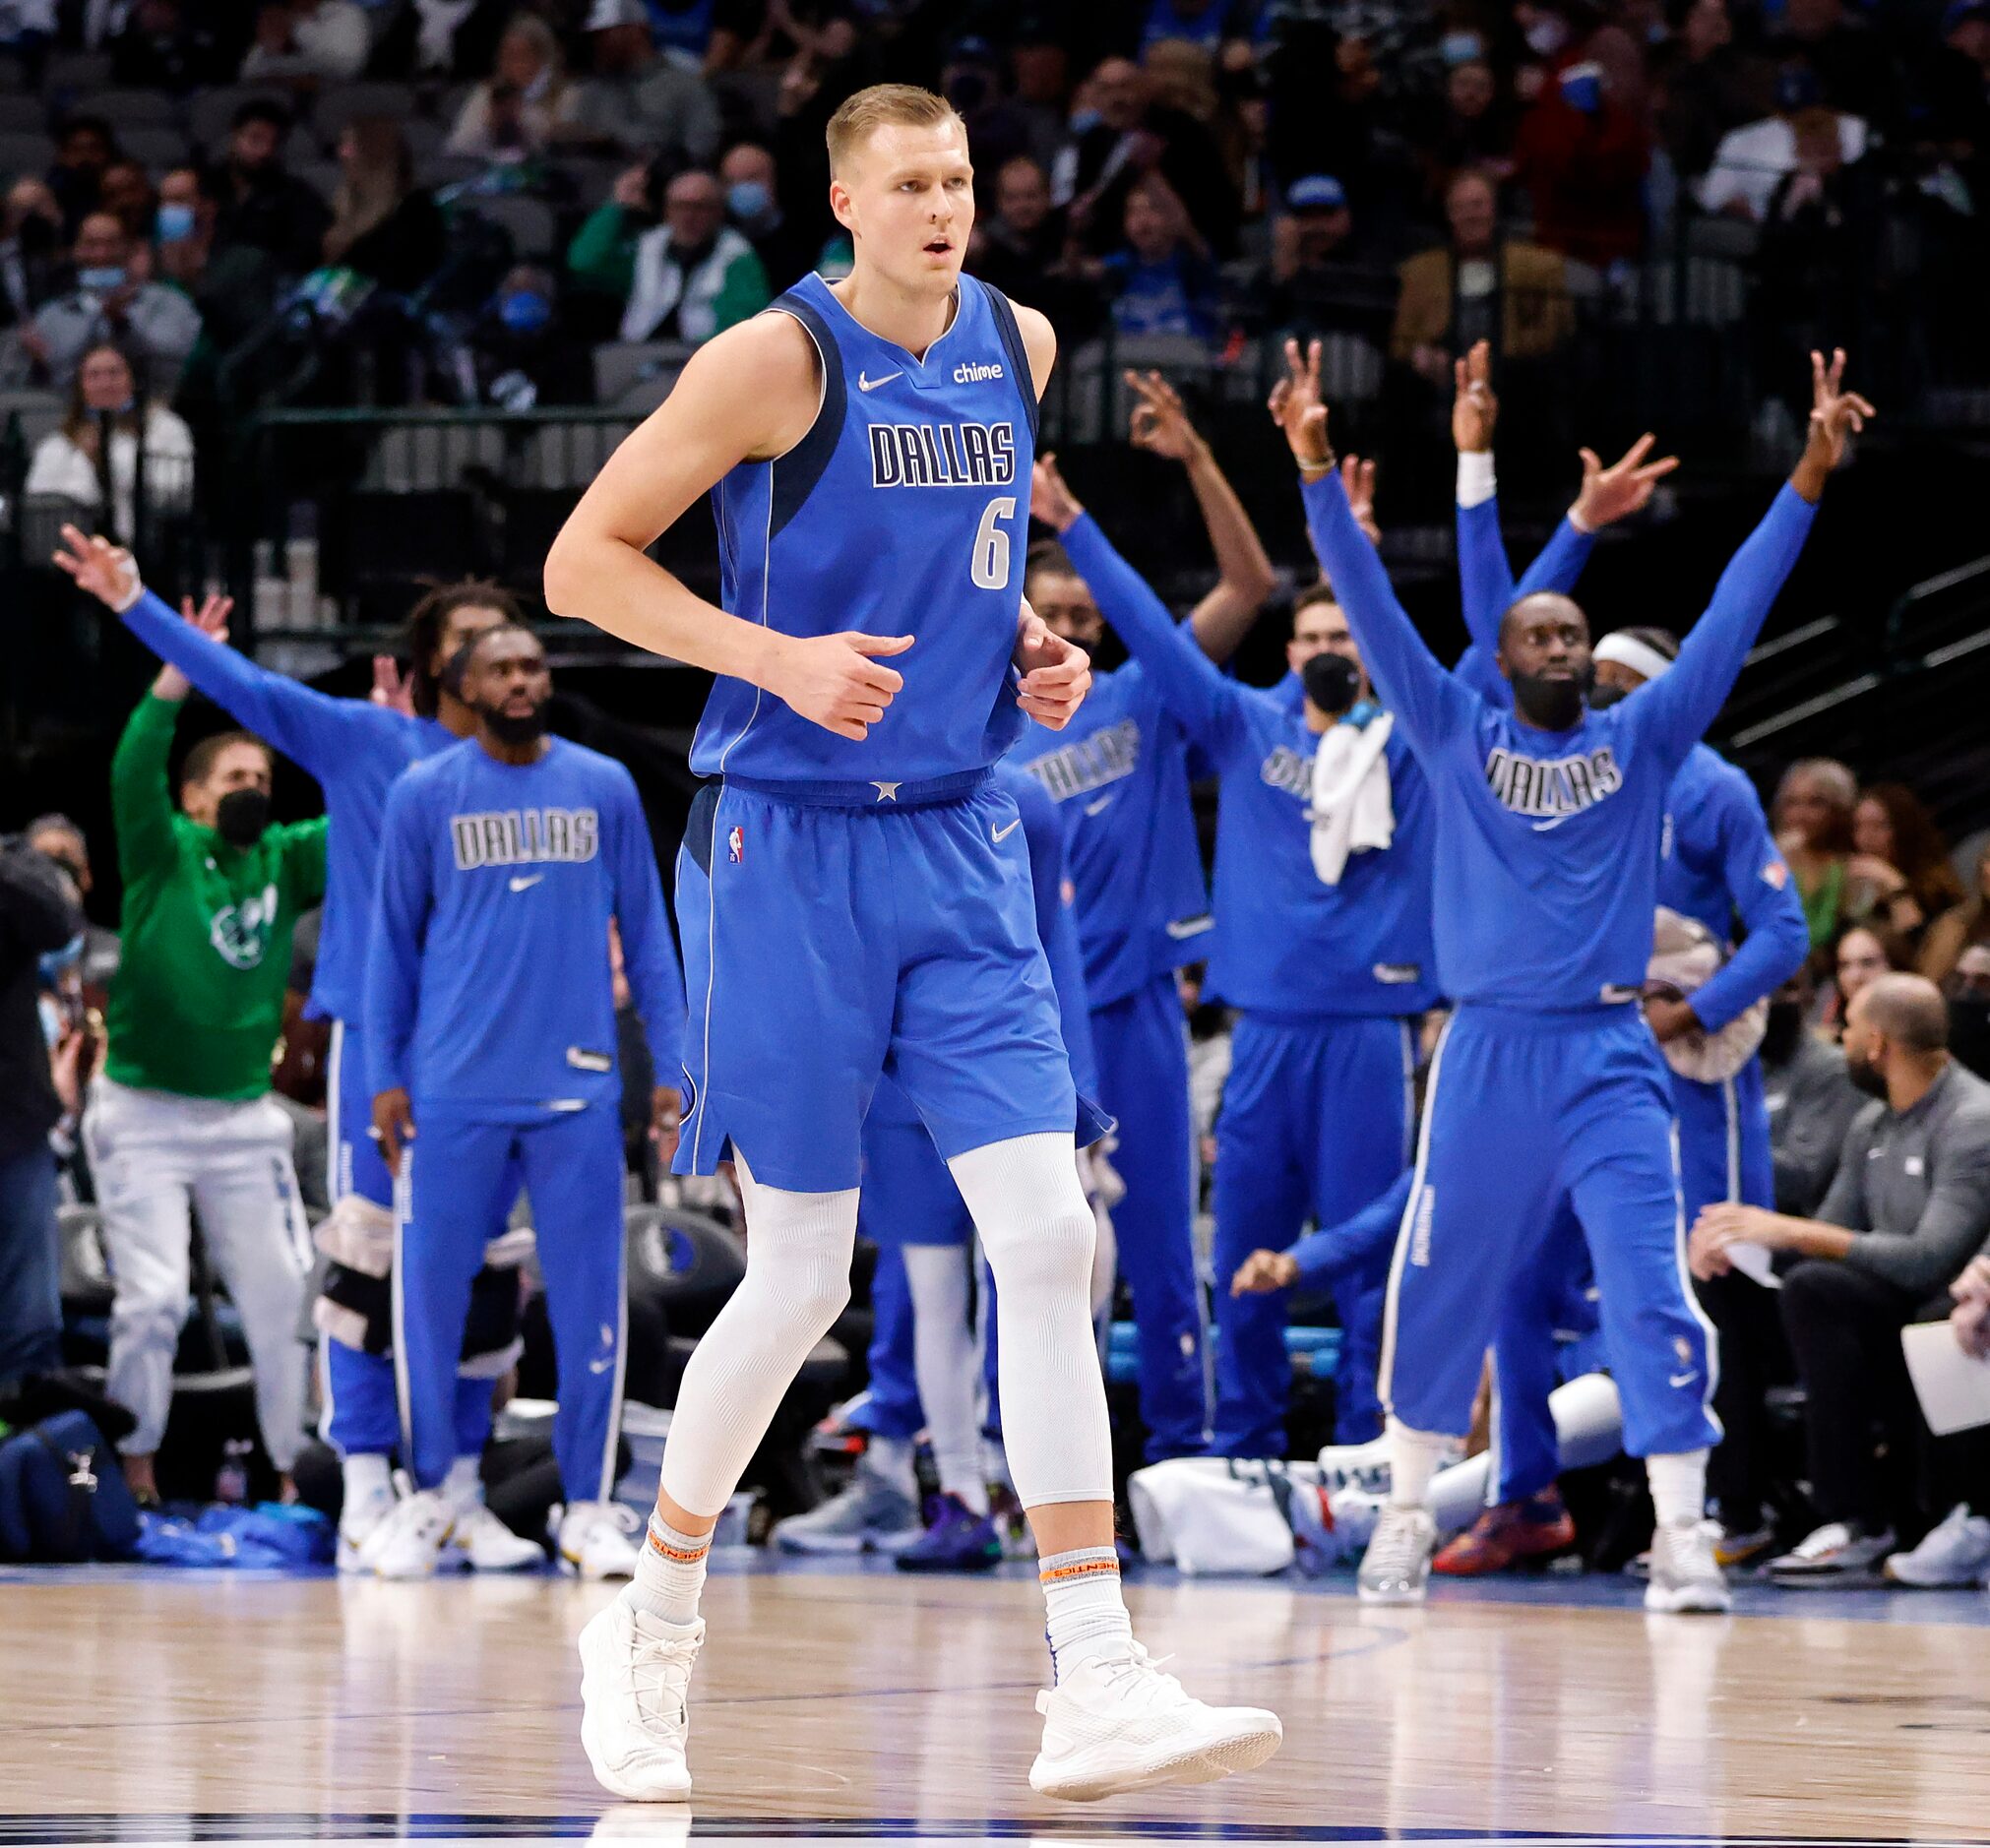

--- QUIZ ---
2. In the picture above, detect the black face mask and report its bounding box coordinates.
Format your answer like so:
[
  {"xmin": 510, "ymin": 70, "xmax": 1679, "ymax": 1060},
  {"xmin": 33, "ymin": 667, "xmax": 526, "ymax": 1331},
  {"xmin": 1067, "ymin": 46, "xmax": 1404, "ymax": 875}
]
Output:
[
  {"xmin": 1586, "ymin": 681, "xmax": 1631, "ymax": 711},
  {"xmin": 1301, "ymin": 651, "xmax": 1360, "ymax": 716},
  {"xmin": 1844, "ymin": 1044, "xmax": 1889, "ymax": 1099},
  {"xmin": 1761, "ymin": 997, "xmax": 1806, "ymax": 1065},
  {"xmin": 478, "ymin": 699, "xmax": 549, "ymax": 746},
  {"xmin": 1949, "ymin": 998, "xmax": 1990, "ymax": 1079},
  {"xmin": 215, "ymin": 787, "xmax": 271, "ymax": 847},
  {"xmin": 1512, "ymin": 669, "xmax": 1588, "ymax": 731}
]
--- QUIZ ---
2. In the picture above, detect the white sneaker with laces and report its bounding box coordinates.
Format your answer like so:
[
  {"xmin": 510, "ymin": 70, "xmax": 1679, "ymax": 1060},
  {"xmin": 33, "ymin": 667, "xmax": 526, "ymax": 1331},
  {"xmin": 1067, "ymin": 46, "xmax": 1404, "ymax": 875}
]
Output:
[
  {"xmin": 337, "ymin": 1482, "xmax": 398, "ymax": 1573},
  {"xmin": 1884, "ymin": 1505, "xmax": 1990, "ymax": 1587},
  {"xmin": 367, "ymin": 1483, "xmax": 456, "ymax": 1579},
  {"xmin": 1769, "ymin": 1520, "xmax": 1896, "ymax": 1579},
  {"xmin": 578, "ymin": 1594, "xmax": 701, "ymax": 1801},
  {"xmin": 449, "ymin": 1500, "xmax": 544, "ymax": 1572},
  {"xmin": 1327, "ymin": 1485, "xmax": 1383, "ymax": 1562},
  {"xmin": 1027, "ymin": 1642, "xmax": 1282, "ymax": 1802},
  {"xmin": 561, "ymin": 1500, "xmax": 645, "ymax": 1578},
  {"xmin": 1357, "ymin": 1504, "xmax": 1437, "ymax": 1605},
  {"xmin": 1645, "ymin": 1518, "xmax": 1731, "ymax": 1613}
]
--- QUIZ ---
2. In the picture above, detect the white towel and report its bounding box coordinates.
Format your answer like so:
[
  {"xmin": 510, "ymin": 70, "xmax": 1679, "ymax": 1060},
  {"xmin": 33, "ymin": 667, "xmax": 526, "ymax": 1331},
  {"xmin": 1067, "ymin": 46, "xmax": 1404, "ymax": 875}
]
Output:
[
  {"xmin": 1308, "ymin": 712, "xmax": 1396, "ymax": 885},
  {"xmin": 1646, "ymin": 903, "xmax": 1769, "ymax": 1083}
]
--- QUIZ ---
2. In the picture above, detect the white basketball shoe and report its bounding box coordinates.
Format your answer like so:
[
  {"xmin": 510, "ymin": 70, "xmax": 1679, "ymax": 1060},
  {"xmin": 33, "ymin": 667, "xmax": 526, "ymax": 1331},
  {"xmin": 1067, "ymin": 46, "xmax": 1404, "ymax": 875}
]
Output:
[
  {"xmin": 1027, "ymin": 1642, "xmax": 1283, "ymax": 1802},
  {"xmin": 367, "ymin": 1477, "xmax": 456, "ymax": 1579},
  {"xmin": 337, "ymin": 1478, "xmax": 399, "ymax": 1573},
  {"xmin": 560, "ymin": 1500, "xmax": 645, "ymax": 1578},
  {"xmin": 578, "ymin": 1595, "xmax": 702, "ymax": 1801},
  {"xmin": 1356, "ymin": 1503, "xmax": 1438, "ymax": 1605},
  {"xmin": 448, "ymin": 1500, "xmax": 544, "ymax": 1571}
]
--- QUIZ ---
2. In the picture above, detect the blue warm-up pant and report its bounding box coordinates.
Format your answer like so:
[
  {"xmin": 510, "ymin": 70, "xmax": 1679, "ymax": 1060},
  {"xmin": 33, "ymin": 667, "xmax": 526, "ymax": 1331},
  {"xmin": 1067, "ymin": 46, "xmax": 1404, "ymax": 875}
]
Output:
[
  {"xmin": 1211, "ymin": 1012, "xmax": 1414, "ymax": 1457},
  {"xmin": 320, "ymin": 1018, "xmax": 500, "ymax": 1464},
  {"xmin": 1088, "ymin": 971, "xmax": 1209, "ymax": 1460},
  {"xmin": 394, "ymin": 1100, "xmax": 626, "ymax": 1502},
  {"xmin": 1485, "ymin": 1052, "xmax": 1770, "ymax": 1505},
  {"xmin": 1385, "ymin": 1005, "xmax": 1720, "ymax": 1465}
]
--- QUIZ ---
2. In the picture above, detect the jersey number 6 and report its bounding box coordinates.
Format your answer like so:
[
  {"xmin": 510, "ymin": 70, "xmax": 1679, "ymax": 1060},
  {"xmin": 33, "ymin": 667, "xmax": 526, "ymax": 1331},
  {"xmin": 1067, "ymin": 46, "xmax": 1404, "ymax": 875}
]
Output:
[{"xmin": 971, "ymin": 496, "xmax": 1016, "ymax": 590}]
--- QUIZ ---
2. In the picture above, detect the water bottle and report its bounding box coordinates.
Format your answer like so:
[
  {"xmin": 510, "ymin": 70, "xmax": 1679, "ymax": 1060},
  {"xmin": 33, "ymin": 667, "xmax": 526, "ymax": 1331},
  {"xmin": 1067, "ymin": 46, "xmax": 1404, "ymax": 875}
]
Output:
[{"xmin": 216, "ymin": 1440, "xmax": 253, "ymax": 1506}]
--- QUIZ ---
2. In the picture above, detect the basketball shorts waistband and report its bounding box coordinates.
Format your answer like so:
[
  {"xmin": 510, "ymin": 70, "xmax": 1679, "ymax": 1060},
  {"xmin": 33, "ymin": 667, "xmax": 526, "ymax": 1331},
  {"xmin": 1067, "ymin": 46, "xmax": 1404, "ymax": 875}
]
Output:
[{"xmin": 718, "ymin": 768, "xmax": 993, "ymax": 810}]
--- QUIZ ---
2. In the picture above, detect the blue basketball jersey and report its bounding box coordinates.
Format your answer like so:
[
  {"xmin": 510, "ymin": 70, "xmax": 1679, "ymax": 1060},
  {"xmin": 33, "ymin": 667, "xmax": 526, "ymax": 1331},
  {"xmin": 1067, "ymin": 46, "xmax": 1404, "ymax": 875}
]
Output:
[{"xmin": 692, "ymin": 272, "xmax": 1039, "ymax": 788}]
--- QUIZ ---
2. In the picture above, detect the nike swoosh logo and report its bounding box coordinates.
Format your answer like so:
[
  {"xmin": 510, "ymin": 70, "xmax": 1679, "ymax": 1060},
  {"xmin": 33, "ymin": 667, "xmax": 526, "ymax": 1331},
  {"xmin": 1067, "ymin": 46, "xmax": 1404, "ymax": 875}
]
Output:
[
  {"xmin": 509, "ymin": 874, "xmax": 543, "ymax": 892},
  {"xmin": 1165, "ymin": 916, "xmax": 1214, "ymax": 941},
  {"xmin": 992, "ymin": 819, "xmax": 1023, "ymax": 843},
  {"xmin": 858, "ymin": 369, "xmax": 902, "ymax": 392},
  {"xmin": 1084, "ymin": 795, "xmax": 1114, "ymax": 817},
  {"xmin": 1669, "ymin": 1371, "xmax": 1699, "ymax": 1388},
  {"xmin": 1531, "ymin": 816, "xmax": 1571, "ymax": 832}
]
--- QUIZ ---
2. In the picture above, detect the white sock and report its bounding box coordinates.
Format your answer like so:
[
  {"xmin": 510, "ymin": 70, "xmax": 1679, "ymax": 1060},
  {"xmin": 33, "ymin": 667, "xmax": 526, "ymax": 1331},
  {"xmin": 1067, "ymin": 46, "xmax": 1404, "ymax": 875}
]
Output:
[
  {"xmin": 947, "ymin": 1135, "xmax": 1111, "ymax": 1508},
  {"xmin": 1647, "ymin": 1448, "xmax": 1709, "ymax": 1528},
  {"xmin": 342, "ymin": 1451, "xmax": 393, "ymax": 1510},
  {"xmin": 656, "ymin": 1149, "xmax": 857, "ymax": 1516},
  {"xmin": 862, "ymin": 1431, "xmax": 917, "ymax": 1499},
  {"xmin": 902, "ymin": 1242, "xmax": 988, "ymax": 1513},
  {"xmin": 442, "ymin": 1454, "xmax": 481, "ymax": 1512},
  {"xmin": 1386, "ymin": 1416, "xmax": 1451, "ymax": 1510},
  {"xmin": 1038, "ymin": 1545, "xmax": 1133, "ymax": 1681},
  {"xmin": 622, "ymin": 1512, "xmax": 712, "ymax": 1626}
]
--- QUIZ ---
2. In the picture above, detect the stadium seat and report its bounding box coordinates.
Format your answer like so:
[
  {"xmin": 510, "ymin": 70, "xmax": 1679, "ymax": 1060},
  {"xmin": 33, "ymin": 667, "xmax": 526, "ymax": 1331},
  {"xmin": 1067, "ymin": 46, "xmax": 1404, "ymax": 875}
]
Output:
[
  {"xmin": 466, "ymin": 191, "xmax": 557, "ymax": 262},
  {"xmin": 0, "ymin": 93, "xmax": 46, "ymax": 132},
  {"xmin": 0, "ymin": 130, "xmax": 55, "ymax": 174},
  {"xmin": 591, "ymin": 340, "xmax": 690, "ymax": 404},
  {"xmin": 186, "ymin": 85, "xmax": 297, "ymax": 152},
  {"xmin": 75, "ymin": 88, "xmax": 179, "ymax": 127},
  {"xmin": 117, "ymin": 124, "xmax": 190, "ymax": 169}
]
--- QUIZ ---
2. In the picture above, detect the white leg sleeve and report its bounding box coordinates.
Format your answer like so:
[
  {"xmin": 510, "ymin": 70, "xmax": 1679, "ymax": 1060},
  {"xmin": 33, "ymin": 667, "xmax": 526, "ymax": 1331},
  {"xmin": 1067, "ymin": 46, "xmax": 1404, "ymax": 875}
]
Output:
[
  {"xmin": 657, "ymin": 1149, "xmax": 856, "ymax": 1519},
  {"xmin": 947, "ymin": 1133, "xmax": 1112, "ymax": 1509},
  {"xmin": 191, "ymin": 1099, "xmax": 312, "ymax": 1472},
  {"xmin": 900, "ymin": 1242, "xmax": 983, "ymax": 1507}
]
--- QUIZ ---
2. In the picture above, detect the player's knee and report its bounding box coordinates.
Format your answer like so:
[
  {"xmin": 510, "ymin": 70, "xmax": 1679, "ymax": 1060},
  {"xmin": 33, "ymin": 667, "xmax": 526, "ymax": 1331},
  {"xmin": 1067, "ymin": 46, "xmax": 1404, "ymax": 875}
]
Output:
[
  {"xmin": 110, "ymin": 1293, "xmax": 184, "ymax": 1352},
  {"xmin": 986, "ymin": 1202, "xmax": 1096, "ymax": 1300}
]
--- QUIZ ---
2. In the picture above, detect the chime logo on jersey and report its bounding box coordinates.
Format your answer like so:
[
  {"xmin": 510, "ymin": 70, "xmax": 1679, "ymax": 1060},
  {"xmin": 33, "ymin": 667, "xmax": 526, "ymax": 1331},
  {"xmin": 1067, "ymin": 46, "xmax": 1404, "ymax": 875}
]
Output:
[
  {"xmin": 867, "ymin": 419, "xmax": 1016, "ymax": 488},
  {"xmin": 210, "ymin": 883, "xmax": 280, "ymax": 970},
  {"xmin": 450, "ymin": 807, "xmax": 599, "ymax": 871},
  {"xmin": 1026, "ymin": 718, "xmax": 1141, "ymax": 801},
  {"xmin": 1483, "ymin": 744, "xmax": 1624, "ymax": 821}
]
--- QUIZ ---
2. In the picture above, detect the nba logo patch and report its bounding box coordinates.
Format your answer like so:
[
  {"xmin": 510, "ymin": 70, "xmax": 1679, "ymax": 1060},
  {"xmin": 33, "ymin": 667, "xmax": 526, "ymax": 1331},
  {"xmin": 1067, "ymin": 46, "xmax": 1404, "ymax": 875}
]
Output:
[
  {"xmin": 1762, "ymin": 858, "xmax": 1789, "ymax": 889},
  {"xmin": 727, "ymin": 826, "xmax": 744, "ymax": 863}
]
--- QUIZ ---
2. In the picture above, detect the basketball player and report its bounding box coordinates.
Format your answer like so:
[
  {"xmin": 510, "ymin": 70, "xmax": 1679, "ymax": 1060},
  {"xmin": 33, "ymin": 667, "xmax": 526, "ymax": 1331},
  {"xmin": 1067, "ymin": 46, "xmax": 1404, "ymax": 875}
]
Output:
[
  {"xmin": 1028, "ymin": 452, "xmax": 1433, "ymax": 1460},
  {"xmin": 50, "ymin": 532, "xmax": 538, "ymax": 1574},
  {"xmin": 365, "ymin": 625, "xmax": 685, "ymax": 1578},
  {"xmin": 1290, "ymin": 339, "xmax": 1870, "ymax": 1612},
  {"xmin": 544, "ymin": 83, "xmax": 1281, "ymax": 1803},
  {"xmin": 1011, "ymin": 371, "xmax": 1278, "ymax": 1463},
  {"xmin": 1448, "ymin": 381, "xmax": 1810, "ymax": 1569}
]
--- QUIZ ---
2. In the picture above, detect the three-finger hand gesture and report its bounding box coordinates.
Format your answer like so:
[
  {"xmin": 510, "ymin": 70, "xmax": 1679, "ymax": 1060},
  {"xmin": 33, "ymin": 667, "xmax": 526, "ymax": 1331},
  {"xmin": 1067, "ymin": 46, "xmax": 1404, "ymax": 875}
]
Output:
[
  {"xmin": 1573, "ymin": 432, "xmax": 1679, "ymax": 531},
  {"xmin": 1267, "ymin": 338, "xmax": 1332, "ymax": 469}
]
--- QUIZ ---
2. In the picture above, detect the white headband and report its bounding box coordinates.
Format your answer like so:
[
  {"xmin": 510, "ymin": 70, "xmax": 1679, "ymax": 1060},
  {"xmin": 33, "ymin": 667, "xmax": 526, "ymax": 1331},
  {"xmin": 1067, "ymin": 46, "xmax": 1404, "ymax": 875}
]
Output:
[{"xmin": 1592, "ymin": 632, "xmax": 1675, "ymax": 684}]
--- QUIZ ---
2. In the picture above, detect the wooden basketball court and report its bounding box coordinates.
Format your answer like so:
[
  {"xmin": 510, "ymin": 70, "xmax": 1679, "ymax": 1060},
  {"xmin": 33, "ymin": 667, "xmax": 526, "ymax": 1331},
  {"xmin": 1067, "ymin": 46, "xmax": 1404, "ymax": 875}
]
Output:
[{"xmin": 5, "ymin": 1559, "xmax": 1989, "ymax": 1844}]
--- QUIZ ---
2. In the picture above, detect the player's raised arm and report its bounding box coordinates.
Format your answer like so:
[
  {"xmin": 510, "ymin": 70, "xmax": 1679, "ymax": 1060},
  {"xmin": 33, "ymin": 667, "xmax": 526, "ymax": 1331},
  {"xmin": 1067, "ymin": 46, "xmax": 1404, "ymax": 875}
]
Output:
[
  {"xmin": 542, "ymin": 315, "xmax": 913, "ymax": 744},
  {"xmin": 1282, "ymin": 340, "xmax": 1474, "ymax": 750},
  {"xmin": 1634, "ymin": 348, "xmax": 1870, "ymax": 770}
]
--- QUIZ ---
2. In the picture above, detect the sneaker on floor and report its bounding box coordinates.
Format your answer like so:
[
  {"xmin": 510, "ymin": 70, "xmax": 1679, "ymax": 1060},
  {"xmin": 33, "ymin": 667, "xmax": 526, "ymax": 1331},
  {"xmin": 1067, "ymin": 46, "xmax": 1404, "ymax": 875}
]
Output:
[
  {"xmin": 1712, "ymin": 1521, "xmax": 1777, "ymax": 1569},
  {"xmin": 1357, "ymin": 1504, "xmax": 1437, "ymax": 1605},
  {"xmin": 367, "ymin": 1482, "xmax": 455, "ymax": 1579},
  {"xmin": 1884, "ymin": 1505, "xmax": 1990, "ymax": 1588},
  {"xmin": 1769, "ymin": 1520, "xmax": 1895, "ymax": 1581},
  {"xmin": 895, "ymin": 1493, "xmax": 1003, "ymax": 1572},
  {"xmin": 808, "ymin": 1393, "xmax": 874, "ymax": 1458},
  {"xmin": 449, "ymin": 1500, "xmax": 544, "ymax": 1572},
  {"xmin": 560, "ymin": 1501, "xmax": 645, "ymax": 1579},
  {"xmin": 1645, "ymin": 1518, "xmax": 1731, "ymax": 1614},
  {"xmin": 1027, "ymin": 1642, "xmax": 1283, "ymax": 1802},
  {"xmin": 771, "ymin": 1455, "xmax": 923, "ymax": 1555},
  {"xmin": 337, "ymin": 1482, "xmax": 399, "ymax": 1574},
  {"xmin": 1433, "ymin": 1492, "xmax": 1577, "ymax": 1576},
  {"xmin": 578, "ymin": 1595, "xmax": 701, "ymax": 1802}
]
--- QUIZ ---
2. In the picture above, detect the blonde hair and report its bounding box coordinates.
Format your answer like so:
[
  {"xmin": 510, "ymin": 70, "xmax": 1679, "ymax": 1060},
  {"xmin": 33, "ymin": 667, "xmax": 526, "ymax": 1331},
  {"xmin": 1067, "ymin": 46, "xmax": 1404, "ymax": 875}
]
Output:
[{"xmin": 826, "ymin": 85, "xmax": 963, "ymax": 176}]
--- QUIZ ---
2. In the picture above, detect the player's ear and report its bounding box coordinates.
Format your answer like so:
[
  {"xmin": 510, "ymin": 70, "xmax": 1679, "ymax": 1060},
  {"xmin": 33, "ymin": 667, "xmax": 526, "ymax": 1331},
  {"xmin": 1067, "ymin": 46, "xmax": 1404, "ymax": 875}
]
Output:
[{"xmin": 829, "ymin": 177, "xmax": 855, "ymax": 232}]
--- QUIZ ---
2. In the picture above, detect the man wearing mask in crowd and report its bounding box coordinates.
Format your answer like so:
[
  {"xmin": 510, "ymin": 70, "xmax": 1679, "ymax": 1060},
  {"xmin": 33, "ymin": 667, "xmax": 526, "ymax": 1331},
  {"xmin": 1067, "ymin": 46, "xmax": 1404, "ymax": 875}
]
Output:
[
  {"xmin": 16, "ymin": 210, "xmax": 202, "ymax": 388},
  {"xmin": 209, "ymin": 100, "xmax": 332, "ymax": 283},
  {"xmin": 450, "ymin": 263, "xmax": 591, "ymax": 407},
  {"xmin": 83, "ymin": 629, "xmax": 326, "ymax": 1504},
  {"xmin": 0, "ymin": 828, "xmax": 84, "ymax": 1394},
  {"xmin": 718, "ymin": 143, "xmax": 813, "ymax": 295},
  {"xmin": 617, "ymin": 167, "xmax": 769, "ymax": 345},
  {"xmin": 25, "ymin": 814, "xmax": 118, "ymax": 991}
]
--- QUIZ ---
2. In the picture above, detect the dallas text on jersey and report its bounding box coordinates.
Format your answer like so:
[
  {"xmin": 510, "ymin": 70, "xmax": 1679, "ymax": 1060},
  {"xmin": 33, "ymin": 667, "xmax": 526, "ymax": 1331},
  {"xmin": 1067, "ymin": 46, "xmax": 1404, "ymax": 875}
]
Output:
[
  {"xmin": 450, "ymin": 808, "xmax": 601, "ymax": 871},
  {"xmin": 867, "ymin": 420, "xmax": 1017, "ymax": 489}
]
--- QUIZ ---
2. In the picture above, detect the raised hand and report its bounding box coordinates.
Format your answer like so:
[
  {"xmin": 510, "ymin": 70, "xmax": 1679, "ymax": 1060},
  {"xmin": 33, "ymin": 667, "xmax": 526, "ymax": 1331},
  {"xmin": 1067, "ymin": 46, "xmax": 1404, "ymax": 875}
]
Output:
[
  {"xmin": 1572, "ymin": 432, "xmax": 1679, "ymax": 530},
  {"xmin": 1031, "ymin": 452, "xmax": 1085, "ymax": 533},
  {"xmin": 763, "ymin": 629, "xmax": 913, "ymax": 741},
  {"xmin": 51, "ymin": 524, "xmax": 140, "ymax": 610},
  {"xmin": 1795, "ymin": 346, "xmax": 1876, "ymax": 494},
  {"xmin": 1126, "ymin": 369, "xmax": 1203, "ymax": 462},
  {"xmin": 371, "ymin": 654, "xmax": 415, "ymax": 715},
  {"xmin": 1014, "ymin": 603, "xmax": 1090, "ymax": 729},
  {"xmin": 180, "ymin": 591, "xmax": 233, "ymax": 643},
  {"xmin": 1267, "ymin": 337, "xmax": 1332, "ymax": 469},
  {"xmin": 1451, "ymin": 339, "xmax": 1497, "ymax": 453},
  {"xmin": 1341, "ymin": 454, "xmax": 1379, "ymax": 544}
]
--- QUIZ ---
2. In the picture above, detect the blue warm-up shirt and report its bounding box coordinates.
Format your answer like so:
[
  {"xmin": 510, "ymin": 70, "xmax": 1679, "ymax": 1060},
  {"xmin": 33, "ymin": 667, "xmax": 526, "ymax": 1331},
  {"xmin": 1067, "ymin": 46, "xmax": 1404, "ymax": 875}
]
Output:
[
  {"xmin": 119, "ymin": 587, "xmax": 453, "ymax": 1023},
  {"xmin": 1061, "ymin": 513, "xmax": 1438, "ymax": 1018},
  {"xmin": 1014, "ymin": 666, "xmax": 1211, "ymax": 1009},
  {"xmin": 1454, "ymin": 485, "xmax": 1809, "ymax": 1029},
  {"xmin": 365, "ymin": 736, "xmax": 685, "ymax": 1117},
  {"xmin": 1305, "ymin": 467, "xmax": 1816, "ymax": 1012}
]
